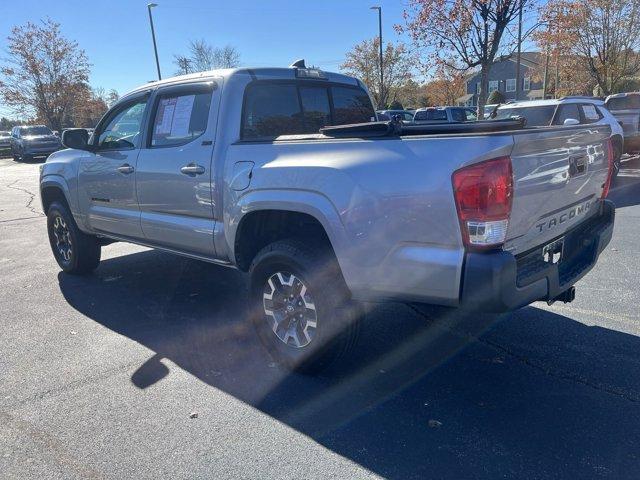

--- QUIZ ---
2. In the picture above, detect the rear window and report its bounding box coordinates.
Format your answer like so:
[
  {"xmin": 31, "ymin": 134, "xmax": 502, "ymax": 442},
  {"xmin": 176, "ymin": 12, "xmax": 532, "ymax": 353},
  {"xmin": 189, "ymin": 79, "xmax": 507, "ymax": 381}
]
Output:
[
  {"xmin": 414, "ymin": 109, "xmax": 447, "ymax": 121},
  {"xmin": 494, "ymin": 106, "xmax": 556, "ymax": 126},
  {"xmin": 606, "ymin": 95, "xmax": 640, "ymax": 110},
  {"xmin": 580, "ymin": 104, "xmax": 603, "ymax": 124},
  {"xmin": 331, "ymin": 86, "xmax": 375, "ymax": 125},
  {"xmin": 242, "ymin": 82, "xmax": 374, "ymax": 139}
]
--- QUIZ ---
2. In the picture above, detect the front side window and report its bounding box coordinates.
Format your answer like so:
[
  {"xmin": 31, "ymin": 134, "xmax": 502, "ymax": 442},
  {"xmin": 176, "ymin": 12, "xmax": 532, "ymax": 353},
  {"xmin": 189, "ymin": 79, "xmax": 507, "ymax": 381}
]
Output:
[
  {"xmin": 151, "ymin": 90, "xmax": 212, "ymax": 147},
  {"xmin": 97, "ymin": 99, "xmax": 147, "ymax": 150},
  {"xmin": 464, "ymin": 109, "xmax": 478, "ymax": 121},
  {"xmin": 489, "ymin": 81, "xmax": 499, "ymax": 92},
  {"xmin": 331, "ymin": 86, "xmax": 375, "ymax": 125},
  {"xmin": 506, "ymin": 78, "xmax": 516, "ymax": 92}
]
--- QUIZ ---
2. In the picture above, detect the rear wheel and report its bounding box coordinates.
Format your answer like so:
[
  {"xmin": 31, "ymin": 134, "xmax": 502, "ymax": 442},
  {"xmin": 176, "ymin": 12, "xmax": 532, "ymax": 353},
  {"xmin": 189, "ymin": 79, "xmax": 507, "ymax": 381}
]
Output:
[
  {"xmin": 47, "ymin": 201, "xmax": 101, "ymax": 274},
  {"xmin": 249, "ymin": 239, "xmax": 360, "ymax": 374}
]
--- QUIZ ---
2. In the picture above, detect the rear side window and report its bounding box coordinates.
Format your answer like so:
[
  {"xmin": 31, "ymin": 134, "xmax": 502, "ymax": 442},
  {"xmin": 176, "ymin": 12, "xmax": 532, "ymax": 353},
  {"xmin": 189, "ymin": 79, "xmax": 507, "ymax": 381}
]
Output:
[
  {"xmin": 450, "ymin": 109, "xmax": 465, "ymax": 122},
  {"xmin": 606, "ymin": 95, "xmax": 640, "ymax": 110},
  {"xmin": 151, "ymin": 90, "xmax": 212, "ymax": 147},
  {"xmin": 331, "ymin": 86, "xmax": 375, "ymax": 125},
  {"xmin": 580, "ymin": 104, "xmax": 603, "ymax": 124},
  {"xmin": 553, "ymin": 104, "xmax": 581, "ymax": 125},
  {"xmin": 241, "ymin": 82, "xmax": 375, "ymax": 139}
]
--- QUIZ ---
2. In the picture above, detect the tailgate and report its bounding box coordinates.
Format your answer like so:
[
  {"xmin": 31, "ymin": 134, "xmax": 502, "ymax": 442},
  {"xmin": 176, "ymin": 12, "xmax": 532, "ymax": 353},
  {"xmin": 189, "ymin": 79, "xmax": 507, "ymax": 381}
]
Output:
[{"xmin": 504, "ymin": 125, "xmax": 611, "ymax": 255}]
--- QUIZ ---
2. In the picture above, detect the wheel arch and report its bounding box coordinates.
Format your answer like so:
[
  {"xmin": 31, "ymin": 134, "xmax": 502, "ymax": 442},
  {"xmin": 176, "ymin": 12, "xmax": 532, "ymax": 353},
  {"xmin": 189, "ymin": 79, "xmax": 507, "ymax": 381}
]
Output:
[
  {"xmin": 40, "ymin": 176, "xmax": 72, "ymax": 214},
  {"xmin": 229, "ymin": 190, "xmax": 348, "ymax": 273}
]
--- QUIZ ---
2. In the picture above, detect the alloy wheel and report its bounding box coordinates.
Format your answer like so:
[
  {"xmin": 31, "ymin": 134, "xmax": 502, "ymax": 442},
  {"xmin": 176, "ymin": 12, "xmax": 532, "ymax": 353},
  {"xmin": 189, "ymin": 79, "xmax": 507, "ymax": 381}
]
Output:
[
  {"xmin": 262, "ymin": 271, "xmax": 317, "ymax": 348},
  {"xmin": 52, "ymin": 215, "xmax": 73, "ymax": 262}
]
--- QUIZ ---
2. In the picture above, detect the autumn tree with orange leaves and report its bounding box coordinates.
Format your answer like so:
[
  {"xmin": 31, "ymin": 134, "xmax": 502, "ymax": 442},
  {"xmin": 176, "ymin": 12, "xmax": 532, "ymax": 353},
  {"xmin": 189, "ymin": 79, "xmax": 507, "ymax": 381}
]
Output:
[
  {"xmin": 398, "ymin": 0, "xmax": 527, "ymax": 112},
  {"xmin": 536, "ymin": 0, "xmax": 640, "ymax": 96},
  {"xmin": 0, "ymin": 19, "xmax": 91, "ymax": 131}
]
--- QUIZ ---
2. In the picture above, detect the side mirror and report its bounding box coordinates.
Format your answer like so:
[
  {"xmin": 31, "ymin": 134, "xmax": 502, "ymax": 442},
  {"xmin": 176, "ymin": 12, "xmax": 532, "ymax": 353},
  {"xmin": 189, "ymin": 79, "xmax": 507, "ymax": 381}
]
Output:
[
  {"xmin": 61, "ymin": 128, "xmax": 90, "ymax": 150},
  {"xmin": 563, "ymin": 118, "xmax": 580, "ymax": 126}
]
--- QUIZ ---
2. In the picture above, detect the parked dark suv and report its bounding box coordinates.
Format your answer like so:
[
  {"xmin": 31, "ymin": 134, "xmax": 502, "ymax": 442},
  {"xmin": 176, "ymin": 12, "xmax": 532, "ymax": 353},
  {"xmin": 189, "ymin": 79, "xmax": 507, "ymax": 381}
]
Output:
[{"xmin": 10, "ymin": 125, "xmax": 61, "ymax": 161}]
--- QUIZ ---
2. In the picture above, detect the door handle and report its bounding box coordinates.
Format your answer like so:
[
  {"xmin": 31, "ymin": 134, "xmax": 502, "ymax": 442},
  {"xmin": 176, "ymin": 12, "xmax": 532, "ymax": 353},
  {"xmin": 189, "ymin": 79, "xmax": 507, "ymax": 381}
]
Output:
[
  {"xmin": 180, "ymin": 163, "xmax": 205, "ymax": 176},
  {"xmin": 117, "ymin": 164, "xmax": 134, "ymax": 174}
]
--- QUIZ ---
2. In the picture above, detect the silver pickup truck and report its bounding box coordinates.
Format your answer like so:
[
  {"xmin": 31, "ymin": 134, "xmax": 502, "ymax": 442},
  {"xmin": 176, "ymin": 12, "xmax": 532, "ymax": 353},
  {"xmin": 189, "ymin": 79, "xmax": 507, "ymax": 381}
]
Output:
[{"xmin": 40, "ymin": 64, "xmax": 615, "ymax": 372}]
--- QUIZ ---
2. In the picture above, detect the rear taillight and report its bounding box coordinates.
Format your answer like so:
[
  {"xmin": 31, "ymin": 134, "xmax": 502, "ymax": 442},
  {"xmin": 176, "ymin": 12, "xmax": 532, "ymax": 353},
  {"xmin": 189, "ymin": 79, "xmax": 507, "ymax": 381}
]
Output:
[
  {"xmin": 452, "ymin": 156, "xmax": 513, "ymax": 249},
  {"xmin": 601, "ymin": 138, "xmax": 614, "ymax": 199}
]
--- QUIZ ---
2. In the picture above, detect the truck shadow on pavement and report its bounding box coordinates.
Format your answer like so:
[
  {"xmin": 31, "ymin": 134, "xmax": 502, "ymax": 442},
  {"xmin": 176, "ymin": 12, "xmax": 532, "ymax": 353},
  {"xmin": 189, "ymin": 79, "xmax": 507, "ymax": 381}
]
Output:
[
  {"xmin": 58, "ymin": 249, "xmax": 640, "ymax": 479},
  {"xmin": 611, "ymin": 155, "xmax": 640, "ymax": 208}
]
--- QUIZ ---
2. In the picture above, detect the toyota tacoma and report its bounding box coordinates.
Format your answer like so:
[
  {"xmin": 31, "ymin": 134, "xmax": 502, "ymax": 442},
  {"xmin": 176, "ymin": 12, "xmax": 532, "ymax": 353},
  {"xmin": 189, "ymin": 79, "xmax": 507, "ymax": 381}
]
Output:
[{"xmin": 39, "ymin": 63, "xmax": 615, "ymax": 372}]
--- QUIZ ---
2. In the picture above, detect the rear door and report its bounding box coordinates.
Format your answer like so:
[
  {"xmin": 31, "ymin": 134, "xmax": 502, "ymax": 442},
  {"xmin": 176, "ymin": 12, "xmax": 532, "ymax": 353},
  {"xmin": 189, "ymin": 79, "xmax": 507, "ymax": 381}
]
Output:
[
  {"xmin": 77, "ymin": 94, "xmax": 149, "ymax": 238},
  {"xmin": 503, "ymin": 124, "xmax": 611, "ymax": 255},
  {"xmin": 135, "ymin": 80, "xmax": 220, "ymax": 257}
]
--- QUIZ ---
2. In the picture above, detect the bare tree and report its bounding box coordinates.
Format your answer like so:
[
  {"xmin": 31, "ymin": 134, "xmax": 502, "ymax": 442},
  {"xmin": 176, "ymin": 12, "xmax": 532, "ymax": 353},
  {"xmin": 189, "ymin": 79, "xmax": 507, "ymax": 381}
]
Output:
[
  {"xmin": 340, "ymin": 38, "xmax": 413, "ymax": 108},
  {"xmin": 173, "ymin": 40, "xmax": 241, "ymax": 75},
  {"xmin": 398, "ymin": 0, "xmax": 527, "ymax": 112},
  {"xmin": 0, "ymin": 18, "xmax": 91, "ymax": 131}
]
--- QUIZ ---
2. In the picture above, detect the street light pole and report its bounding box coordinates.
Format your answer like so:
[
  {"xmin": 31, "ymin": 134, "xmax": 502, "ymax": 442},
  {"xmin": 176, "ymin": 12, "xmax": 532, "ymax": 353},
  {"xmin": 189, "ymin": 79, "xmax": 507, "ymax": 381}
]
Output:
[
  {"xmin": 515, "ymin": 0, "xmax": 523, "ymax": 101},
  {"xmin": 147, "ymin": 3, "xmax": 162, "ymax": 80},
  {"xmin": 370, "ymin": 6, "xmax": 383, "ymax": 108}
]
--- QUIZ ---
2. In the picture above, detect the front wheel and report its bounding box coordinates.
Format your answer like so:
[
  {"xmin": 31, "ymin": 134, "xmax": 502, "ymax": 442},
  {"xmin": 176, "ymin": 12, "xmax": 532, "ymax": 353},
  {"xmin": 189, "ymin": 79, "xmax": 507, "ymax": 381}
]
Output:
[
  {"xmin": 47, "ymin": 201, "xmax": 101, "ymax": 274},
  {"xmin": 249, "ymin": 239, "xmax": 360, "ymax": 374}
]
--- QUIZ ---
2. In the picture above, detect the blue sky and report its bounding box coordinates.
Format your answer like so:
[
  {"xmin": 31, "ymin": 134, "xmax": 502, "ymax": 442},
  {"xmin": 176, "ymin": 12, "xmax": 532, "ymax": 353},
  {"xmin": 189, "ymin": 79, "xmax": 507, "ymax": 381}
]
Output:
[
  {"xmin": 0, "ymin": 0, "xmax": 540, "ymax": 118},
  {"xmin": 0, "ymin": 1, "xmax": 410, "ymax": 99}
]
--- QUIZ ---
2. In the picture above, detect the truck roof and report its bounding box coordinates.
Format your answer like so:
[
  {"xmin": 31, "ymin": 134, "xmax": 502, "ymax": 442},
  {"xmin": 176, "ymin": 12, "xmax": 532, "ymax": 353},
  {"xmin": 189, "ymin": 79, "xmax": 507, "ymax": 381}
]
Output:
[{"xmin": 124, "ymin": 67, "xmax": 361, "ymax": 98}]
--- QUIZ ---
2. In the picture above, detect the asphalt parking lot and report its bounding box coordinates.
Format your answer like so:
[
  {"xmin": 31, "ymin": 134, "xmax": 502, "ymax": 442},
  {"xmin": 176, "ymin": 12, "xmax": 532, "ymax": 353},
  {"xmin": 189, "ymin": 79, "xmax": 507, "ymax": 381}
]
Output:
[{"xmin": 1, "ymin": 155, "xmax": 639, "ymax": 480}]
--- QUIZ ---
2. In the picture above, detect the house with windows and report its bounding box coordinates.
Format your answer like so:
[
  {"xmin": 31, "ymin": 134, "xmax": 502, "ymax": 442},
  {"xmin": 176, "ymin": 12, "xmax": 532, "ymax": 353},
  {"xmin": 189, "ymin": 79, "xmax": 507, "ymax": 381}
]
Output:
[{"xmin": 457, "ymin": 52, "xmax": 545, "ymax": 107}]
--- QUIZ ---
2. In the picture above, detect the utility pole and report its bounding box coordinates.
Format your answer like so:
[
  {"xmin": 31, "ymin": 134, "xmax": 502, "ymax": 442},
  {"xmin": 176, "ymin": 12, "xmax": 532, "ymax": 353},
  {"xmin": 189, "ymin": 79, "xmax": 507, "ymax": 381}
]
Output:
[
  {"xmin": 370, "ymin": 6, "xmax": 383, "ymax": 108},
  {"xmin": 515, "ymin": 0, "xmax": 523, "ymax": 101},
  {"xmin": 147, "ymin": 3, "xmax": 162, "ymax": 80},
  {"xmin": 543, "ymin": 49, "xmax": 550, "ymax": 98}
]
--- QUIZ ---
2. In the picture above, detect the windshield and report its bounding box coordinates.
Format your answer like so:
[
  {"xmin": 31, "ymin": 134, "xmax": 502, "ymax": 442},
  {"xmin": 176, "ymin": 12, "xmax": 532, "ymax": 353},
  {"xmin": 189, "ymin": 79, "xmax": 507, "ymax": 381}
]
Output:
[
  {"xmin": 493, "ymin": 105, "xmax": 556, "ymax": 126},
  {"xmin": 21, "ymin": 126, "xmax": 53, "ymax": 136}
]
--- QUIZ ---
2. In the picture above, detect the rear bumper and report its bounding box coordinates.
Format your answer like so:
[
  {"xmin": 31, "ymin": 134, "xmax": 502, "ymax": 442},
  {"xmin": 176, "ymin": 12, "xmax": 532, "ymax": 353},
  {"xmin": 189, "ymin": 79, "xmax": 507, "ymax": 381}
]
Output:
[{"xmin": 460, "ymin": 200, "xmax": 615, "ymax": 312}]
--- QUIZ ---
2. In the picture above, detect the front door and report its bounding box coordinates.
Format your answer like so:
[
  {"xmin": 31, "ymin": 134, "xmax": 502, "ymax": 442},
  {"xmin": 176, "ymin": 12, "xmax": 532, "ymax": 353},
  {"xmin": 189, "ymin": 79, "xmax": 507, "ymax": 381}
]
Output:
[
  {"xmin": 77, "ymin": 95, "xmax": 149, "ymax": 238},
  {"xmin": 135, "ymin": 81, "xmax": 219, "ymax": 257}
]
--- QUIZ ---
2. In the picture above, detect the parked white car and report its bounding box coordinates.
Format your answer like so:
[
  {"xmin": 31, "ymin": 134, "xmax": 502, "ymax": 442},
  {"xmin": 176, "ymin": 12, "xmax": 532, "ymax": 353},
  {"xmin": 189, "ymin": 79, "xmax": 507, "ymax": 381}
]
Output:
[{"xmin": 492, "ymin": 97, "xmax": 624, "ymax": 174}]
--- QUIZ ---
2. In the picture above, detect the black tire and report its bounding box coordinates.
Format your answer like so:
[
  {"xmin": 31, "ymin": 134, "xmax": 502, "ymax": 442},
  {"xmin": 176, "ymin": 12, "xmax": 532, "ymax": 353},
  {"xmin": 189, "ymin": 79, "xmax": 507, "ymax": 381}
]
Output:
[
  {"xmin": 47, "ymin": 201, "xmax": 101, "ymax": 274},
  {"xmin": 249, "ymin": 239, "xmax": 360, "ymax": 374}
]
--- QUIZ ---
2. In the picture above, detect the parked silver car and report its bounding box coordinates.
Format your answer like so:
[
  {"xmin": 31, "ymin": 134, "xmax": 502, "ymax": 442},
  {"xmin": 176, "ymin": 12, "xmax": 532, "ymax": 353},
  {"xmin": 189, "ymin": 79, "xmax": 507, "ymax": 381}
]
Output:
[{"xmin": 493, "ymin": 97, "xmax": 624, "ymax": 174}]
